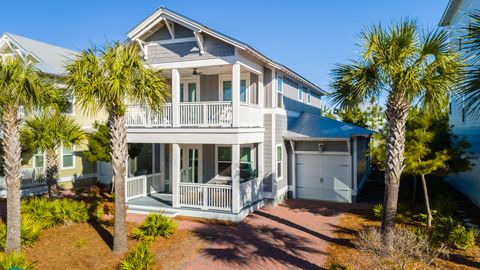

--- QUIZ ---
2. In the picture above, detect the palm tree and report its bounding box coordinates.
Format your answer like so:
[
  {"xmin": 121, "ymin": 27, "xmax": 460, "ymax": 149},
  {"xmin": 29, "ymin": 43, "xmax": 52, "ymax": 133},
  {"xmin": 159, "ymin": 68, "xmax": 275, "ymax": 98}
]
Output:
[
  {"xmin": 0, "ymin": 57, "xmax": 56, "ymax": 253},
  {"xmin": 66, "ymin": 42, "xmax": 169, "ymax": 253},
  {"xmin": 330, "ymin": 20, "xmax": 462, "ymax": 243},
  {"xmin": 21, "ymin": 111, "xmax": 86, "ymax": 197},
  {"xmin": 461, "ymin": 10, "xmax": 480, "ymax": 116}
]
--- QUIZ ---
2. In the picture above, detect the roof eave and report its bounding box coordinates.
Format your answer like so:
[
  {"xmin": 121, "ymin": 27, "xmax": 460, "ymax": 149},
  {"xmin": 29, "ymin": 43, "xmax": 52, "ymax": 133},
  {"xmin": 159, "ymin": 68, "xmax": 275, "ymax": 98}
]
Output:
[{"xmin": 439, "ymin": 0, "xmax": 461, "ymax": 27}]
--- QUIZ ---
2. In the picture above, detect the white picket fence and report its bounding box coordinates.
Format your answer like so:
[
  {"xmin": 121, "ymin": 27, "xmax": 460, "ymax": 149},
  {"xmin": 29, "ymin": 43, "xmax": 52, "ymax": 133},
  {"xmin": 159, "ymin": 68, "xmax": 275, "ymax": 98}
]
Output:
[
  {"xmin": 125, "ymin": 172, "xmax": 165, "ymax": 201},
  {"xmin": 0, "ymin": 168, "xmax": 45, "ymax": 188},
  {"xmin": 178, "ymin": 182, "xmax": 232, "ymax": 211}
]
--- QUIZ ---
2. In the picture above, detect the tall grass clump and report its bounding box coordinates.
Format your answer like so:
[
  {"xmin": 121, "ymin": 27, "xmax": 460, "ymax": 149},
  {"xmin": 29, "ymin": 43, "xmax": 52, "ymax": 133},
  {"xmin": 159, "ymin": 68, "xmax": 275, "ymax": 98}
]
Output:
[
  {"xmin": 0, "ymin": 214, "xmax": 46, "ymax": 250},
  {"xmin": 21, "ymin": 197, "xmax": 89, "ymax": 226},
  {"xmin": 132, "ymin": 213, "xmax": 177, "ymax": 241},
  {"xmin": 0, "ymin": 252, "xmax": 35, "ymax": 270},
  {"xmin": 119, "ymin": 242, "xmax": 154, "ymax": 270}
]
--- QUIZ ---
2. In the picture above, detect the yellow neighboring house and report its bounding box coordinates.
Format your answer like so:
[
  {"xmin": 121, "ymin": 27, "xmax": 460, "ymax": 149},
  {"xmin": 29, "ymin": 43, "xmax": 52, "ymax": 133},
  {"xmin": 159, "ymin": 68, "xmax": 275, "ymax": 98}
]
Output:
[{"xmin": 0, "ymin": 33, "xmax": 107, "ymax": 197}]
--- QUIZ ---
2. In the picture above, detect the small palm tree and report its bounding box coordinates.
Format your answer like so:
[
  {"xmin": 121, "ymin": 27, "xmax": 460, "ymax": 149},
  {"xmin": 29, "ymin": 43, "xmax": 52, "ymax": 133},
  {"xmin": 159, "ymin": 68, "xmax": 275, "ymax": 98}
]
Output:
[
  {"xmin": 330, "ymin": 20, "xmax": 462, "ymax": 243},
  {"xmin": 0, "ymin": 57, "xmax": 56, "ymax": 253},
  {"xmin": 66, "ymin": 42, "xmax": 169, "ymax": 253},
  {"xmin": 21, "ymin": 111, "xmax": 86, "ymax": 197},
  {"xmin": 461, "ymin": 10, "xmax": 480, "ymax": 116}
]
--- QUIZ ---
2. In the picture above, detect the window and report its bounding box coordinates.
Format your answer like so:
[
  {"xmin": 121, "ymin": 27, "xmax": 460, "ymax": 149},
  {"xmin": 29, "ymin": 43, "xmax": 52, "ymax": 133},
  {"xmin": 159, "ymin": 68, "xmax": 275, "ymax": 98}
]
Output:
[
  {"xmin": 276, "ymin": 144, "xmax": 283, "ymax": 179},
  {"xmin": 298, "ymin": 86, "xmax": 303, "ymax": 101},
  {"xmin": 277, "ymin": 75, "xmax": 283, "ymax": 108},
  {"xmin": 188, "ymin": 83, "xmax": 197, "ymax": 102},
  {"xmin": 306, "ymin": 88, "xmax": 311, "ymax": 104},
  {"xmin": 34, "ymin": 151, "xmax": 44, "ymax": 168},
  {"xmin": 222, "ymin": 81, "xmax": 232, "ymax": 101},
  {"xmin": 217, "ymin": 146, "xmax": 232, "ymax": 177},
  {"xmin": 62, "ymin": 146, "xmax": 74, "ymax": 168},
  {"xmin": 240, "ymin": 147, "xmax": 253, "ymax": 180},
  {"xmin": 240, "ymin": 80, "xmax": 247, "ymax": 102}
]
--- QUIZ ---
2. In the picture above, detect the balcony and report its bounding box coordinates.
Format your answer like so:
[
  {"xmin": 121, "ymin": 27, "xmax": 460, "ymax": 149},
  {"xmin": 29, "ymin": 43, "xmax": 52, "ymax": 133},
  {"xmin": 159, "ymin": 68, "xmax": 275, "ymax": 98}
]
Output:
[{"xmin": 126, "ymin": 101, "xmax": 262, "ymax": 128}]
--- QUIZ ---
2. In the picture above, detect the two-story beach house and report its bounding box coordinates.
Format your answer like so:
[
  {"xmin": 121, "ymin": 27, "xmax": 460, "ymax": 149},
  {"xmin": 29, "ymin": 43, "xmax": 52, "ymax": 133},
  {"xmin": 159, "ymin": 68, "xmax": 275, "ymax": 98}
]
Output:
[
  {"xmin": 122, "ymin": 7, "xmax": 372, "ymax": 221},
  {"xmin": 440, "ymin": 0, "xmax": 480, "ymax": 207},
  {"xmin": 0, "ymin": 33, "xmax": 105, "ymax": 197}
]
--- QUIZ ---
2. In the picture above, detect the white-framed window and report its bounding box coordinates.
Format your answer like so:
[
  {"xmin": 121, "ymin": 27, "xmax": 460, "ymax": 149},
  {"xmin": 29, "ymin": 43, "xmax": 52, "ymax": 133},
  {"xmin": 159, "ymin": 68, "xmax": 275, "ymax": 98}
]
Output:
[
  {"xmin": 298, "ymin": 86, "xmax": 303, "ymax": 102},
  {"xmin": 216, "ymin": 146, "xmax": 232, "ymax": 178},
  {"xmin": 277, "ymin": 74, "xmax": 283, "ymax": 108},
  {"xmin": 219, "ymin": 74, "xmax": 250, "ymax": 103},
  {"xmin": 306, "ymin": 88, "xmax": 311, "ymax": 104},
  {"xmin": 240, "ymin": 146, "xmax": 256, "ymax": 180},
  {"xmin": 61, "ymin": 145, "xmax": 75, "ymax": 169},
  {"xmin": 276, "ymin": 144, "xmax": 283, "ymax": 180},
  {"xmin": 33, "ymin": 151, "xmax": 44, "ymax": 168}
]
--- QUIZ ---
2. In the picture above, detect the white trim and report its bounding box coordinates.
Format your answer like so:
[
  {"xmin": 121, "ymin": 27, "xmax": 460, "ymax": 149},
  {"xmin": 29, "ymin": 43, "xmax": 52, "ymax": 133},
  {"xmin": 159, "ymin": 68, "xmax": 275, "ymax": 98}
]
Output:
[
  {"xmin": 163, "ymin": 18, "xmax": 175, "ymax": 39},
  {"xmin": 193, "ymin": 31, "xmax": 204, "ymax": 55},
  {"xmin": 180, "ymin": 144, "xmax": 203, "ymax": 183},
  {"xmin": 180, "ymin": 77, "xmax": 200, "ymax": 102},
  {"xmin": 145, "ymin": 37, "xmax": 197, "ymax": 46},
  {"xmin": 294, "ymin": 150, "xmax": 351, "ymax": 156},
  {"xmin": 276, "ymin": 143, "xmax": 283, "ymax": 182},
  {"xmin": 148, "ymin": 57, "xmax": 236, "ymax": 70},
  {"xmin": 218, "ymin": 72, "xmax": 251, "ymax": 102},
  {"xmin": 353, "ymin": 137, "xmax": 358, "ymax": 194}
]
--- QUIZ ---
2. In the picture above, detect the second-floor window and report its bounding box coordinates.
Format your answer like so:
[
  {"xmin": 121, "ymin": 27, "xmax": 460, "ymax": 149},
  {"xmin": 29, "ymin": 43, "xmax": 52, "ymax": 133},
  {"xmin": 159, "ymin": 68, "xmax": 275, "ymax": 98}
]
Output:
[
  {"xmin": 298, "ymin": 86, "xmax": 303, "ymax": 102},
  {"xmin": 277, "ymin": 74, "xmax": 283, "ymax": 108},
  {"xmin": 240, "ymin": 80, "xmax": 247, "ymax": 102},
  {"xmin": 34, "ymin": 151, "xmax": 44, "ymax": 168},
  {"xmin": 62, "ymin": 146, "xmax": 74, "ymax": 169},
  {"xmin": 306, "ymin": 88, "xmax": 311, "ymax": 104}
]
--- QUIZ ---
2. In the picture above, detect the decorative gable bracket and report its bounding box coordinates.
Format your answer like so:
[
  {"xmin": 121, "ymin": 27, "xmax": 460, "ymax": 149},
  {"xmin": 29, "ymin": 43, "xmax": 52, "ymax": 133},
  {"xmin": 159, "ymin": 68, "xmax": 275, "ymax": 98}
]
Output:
[{"xmin": 194, "ymin": 31, "xmax": 204, "ymax": 55}]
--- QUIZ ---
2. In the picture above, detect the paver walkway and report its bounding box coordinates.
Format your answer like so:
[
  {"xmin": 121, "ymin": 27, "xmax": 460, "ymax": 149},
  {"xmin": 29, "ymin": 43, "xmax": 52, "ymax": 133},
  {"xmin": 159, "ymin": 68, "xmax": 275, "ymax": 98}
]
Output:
[{"xmin": 129, "ymin": 200, "xmax": 370, "ymax": 270}]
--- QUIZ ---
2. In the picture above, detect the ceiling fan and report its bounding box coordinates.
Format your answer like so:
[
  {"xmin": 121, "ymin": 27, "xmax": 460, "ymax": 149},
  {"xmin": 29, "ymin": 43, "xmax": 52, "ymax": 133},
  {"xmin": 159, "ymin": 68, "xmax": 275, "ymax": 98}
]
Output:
[{"xmin": 192, "ymin": 68, "xmax": 202, "ymax": 76}]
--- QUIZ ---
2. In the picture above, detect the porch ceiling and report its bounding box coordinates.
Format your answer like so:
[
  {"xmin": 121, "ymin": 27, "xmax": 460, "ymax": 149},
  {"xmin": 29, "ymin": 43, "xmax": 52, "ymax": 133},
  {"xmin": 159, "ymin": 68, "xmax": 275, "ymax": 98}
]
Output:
[{"xmin": 160, "ymin": 65, "xmax": 233, "ymax": 77}]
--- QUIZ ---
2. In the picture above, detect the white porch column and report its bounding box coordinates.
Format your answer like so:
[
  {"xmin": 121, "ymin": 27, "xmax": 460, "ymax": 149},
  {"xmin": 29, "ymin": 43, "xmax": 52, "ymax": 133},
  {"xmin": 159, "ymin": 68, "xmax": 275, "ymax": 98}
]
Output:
[
  {"xmin": 232, "ymin": 63, "xmax": 241, "ymax": 127},
  {"xmin": 257, "ymin": 142, "xmax": 264, "ymax": 199},
  {"xmin": 171, "ymin": 143, "xmax": 181, "ymax": 207},
  {"xmin": 231, "ymin": 143, "xmax": 241, "ymax": 213},
  {"xmin": 171, "ymin": 68, "xmax": 181, "ymax": 127}
]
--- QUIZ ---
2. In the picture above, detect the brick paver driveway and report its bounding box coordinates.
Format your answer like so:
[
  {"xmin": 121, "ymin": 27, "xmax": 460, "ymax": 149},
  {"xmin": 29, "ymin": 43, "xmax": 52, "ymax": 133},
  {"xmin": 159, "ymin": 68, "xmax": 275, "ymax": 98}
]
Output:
[{"xmin": 178, "ymin": 200, "xmax": 369, "ymax": 270}]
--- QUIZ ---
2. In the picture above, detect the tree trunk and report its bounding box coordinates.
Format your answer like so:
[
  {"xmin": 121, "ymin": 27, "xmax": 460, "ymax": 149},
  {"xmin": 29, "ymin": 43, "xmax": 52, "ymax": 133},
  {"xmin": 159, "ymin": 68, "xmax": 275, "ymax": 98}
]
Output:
[
  {"xmin": 420, "ymin": 174, "xmax": 432, "ymax": 229},
  {"xmin": 2, "ymin": 106, "xmax": 22, "ymax": 253},
  {"xmin": 109, "ymin": 110, "xmax": 128, "ymax": 254},
  {"xmin": 381, "ymin": 94, "xmax": 408, "ymax": 246},
  {"xmin": 45, "ymin": 149, "xmax": 59, "ymax": 198}
]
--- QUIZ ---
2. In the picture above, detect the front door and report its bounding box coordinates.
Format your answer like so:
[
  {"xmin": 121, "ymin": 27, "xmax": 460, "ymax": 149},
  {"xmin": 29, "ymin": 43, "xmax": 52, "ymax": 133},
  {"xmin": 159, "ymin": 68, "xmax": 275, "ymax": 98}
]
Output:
[
  {"xmin": 180, "ymin": 145, "xmax": 202, "ymax": 183},
  {"xmin": 180, "ymin": 81, "xmax": 199, "ymax": 102}
]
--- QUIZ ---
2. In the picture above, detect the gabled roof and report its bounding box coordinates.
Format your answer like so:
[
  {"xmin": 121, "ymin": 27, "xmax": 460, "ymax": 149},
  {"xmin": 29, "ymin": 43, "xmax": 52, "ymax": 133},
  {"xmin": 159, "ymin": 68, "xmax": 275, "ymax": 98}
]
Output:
[
  {"xmin": 0, "ymin": 33, "xmax": 77, "ymax": 76},
  {"xmin": 285, "ymin": 112, "xmax": 373, "ymax": 140},
  {"xmin": 127, "ymin": 7, "xmax": 327, "ymax": 95}
]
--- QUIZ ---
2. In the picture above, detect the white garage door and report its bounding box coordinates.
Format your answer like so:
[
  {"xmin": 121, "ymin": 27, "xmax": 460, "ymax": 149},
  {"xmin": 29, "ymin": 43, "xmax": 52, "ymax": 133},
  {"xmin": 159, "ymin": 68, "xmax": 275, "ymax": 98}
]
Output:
[{"xmin": 296, "ymin": 154, "xmax": 352, "ymax": 203}]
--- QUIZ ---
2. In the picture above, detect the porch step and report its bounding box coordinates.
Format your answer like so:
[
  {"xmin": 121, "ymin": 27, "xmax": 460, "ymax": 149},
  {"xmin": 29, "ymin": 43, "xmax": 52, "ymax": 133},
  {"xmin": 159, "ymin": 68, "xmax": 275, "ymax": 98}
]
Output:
[{"xmin": 126, "ymin": 204, "xmax": 178, "ymax": 217}]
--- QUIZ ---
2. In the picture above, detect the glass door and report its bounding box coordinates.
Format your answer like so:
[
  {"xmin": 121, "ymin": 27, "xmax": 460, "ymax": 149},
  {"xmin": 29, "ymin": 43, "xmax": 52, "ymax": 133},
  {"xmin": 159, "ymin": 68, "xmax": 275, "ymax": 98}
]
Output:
[
  {"xmin": 180, "ymin": 81, "xmax": 198, "ymax": 102},
  {"xmin": 180, "ymin": 145, "xmax": 202, "ymax": 183}
]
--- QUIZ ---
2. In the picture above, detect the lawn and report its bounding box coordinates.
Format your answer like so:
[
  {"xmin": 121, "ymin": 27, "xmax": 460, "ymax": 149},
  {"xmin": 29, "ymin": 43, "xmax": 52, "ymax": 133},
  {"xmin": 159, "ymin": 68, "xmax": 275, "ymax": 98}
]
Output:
[{"xmin": 24, "ymin": 219, "xmax": 205, "ymax": 270}]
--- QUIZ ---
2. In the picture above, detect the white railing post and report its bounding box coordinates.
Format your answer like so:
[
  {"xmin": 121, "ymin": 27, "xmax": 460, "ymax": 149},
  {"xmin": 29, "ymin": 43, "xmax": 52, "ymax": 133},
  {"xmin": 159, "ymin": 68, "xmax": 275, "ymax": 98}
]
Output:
[
  {"xmin": 231, "ymin": 144, "xmax": 241, "ymax": 213},
  {"xmin": 203, "ymin": 102, "xmax": 208, "ymax": 127},
  {"xmin": 172, "ymin": 69, "xmax": 180, "ymax": 127},
  {"xmin": 172, "ymin": 143, "xmax": 180, "ymax": 207},
  {"xmin": 232, "ymin": 63, "xmax": 241, "ymax": 127},
  {"xmin": 202, "ymin": 185, "xmax": 208, "ymax": 210}
]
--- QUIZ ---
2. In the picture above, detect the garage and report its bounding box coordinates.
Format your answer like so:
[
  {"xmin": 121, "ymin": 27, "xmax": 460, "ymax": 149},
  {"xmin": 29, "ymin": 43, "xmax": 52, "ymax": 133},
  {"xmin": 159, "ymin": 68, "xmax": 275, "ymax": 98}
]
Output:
[
  {"xmin": 295, "ymin": 153, "xmax": 352, "ymax": 203},
  {"xmin": 285, "ymin": 112, "xmax": 373, "ymax": 203}
]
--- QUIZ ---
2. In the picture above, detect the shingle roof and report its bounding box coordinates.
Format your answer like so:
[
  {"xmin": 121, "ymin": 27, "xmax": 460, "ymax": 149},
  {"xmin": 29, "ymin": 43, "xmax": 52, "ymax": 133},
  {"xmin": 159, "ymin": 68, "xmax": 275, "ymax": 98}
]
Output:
[
  {"xmin": 285, "ymin": 112, "xmax": 373, "ymax": 140},
  {"xmin": 2, "ymin": 33, "xmax": 77, "ymax": 76}
]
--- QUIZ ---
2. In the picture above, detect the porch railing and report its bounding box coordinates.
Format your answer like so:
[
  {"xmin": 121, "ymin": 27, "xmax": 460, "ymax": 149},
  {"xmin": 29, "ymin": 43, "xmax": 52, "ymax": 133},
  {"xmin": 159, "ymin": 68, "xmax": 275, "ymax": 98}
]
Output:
[
  {"xmin": 239, "ymin": 103, "xmax": 263, "ymax": 127},
  {"xmin": 179, "ymin": 102, "xmax": 232, "ymax": 127},
  {"xmin": 239, "ymin": 177, "xmax": 263, "ymax": 209},
  {"xmin": 126, "ymin": 104, "xmax": 172, "ymax": 127},
  {"xmin": 0, "ymin": 168, "xmax": 45, "ymax": 188},
  {"xmin": 178, "ymin": 182, "xmax": 232, "ymax": 211},
  {"xmin": 126, "ymin": 172, "xmax": 165, "ymax": 201}
]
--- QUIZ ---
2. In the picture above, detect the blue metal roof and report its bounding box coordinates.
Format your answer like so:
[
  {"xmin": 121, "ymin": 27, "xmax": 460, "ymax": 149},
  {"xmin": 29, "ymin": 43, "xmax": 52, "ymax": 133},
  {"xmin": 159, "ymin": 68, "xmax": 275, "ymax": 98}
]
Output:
[{"xmin": 285, "ymin": 112, "xmax": 373, "ymax": 140}]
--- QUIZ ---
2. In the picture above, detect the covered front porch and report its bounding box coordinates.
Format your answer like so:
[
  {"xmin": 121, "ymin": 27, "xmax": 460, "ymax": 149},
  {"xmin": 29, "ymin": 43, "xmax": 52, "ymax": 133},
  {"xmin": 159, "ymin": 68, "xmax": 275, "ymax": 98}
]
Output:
[{"xmin": 125, "ymin": 142, "xmax": 264, "ymax": 220}]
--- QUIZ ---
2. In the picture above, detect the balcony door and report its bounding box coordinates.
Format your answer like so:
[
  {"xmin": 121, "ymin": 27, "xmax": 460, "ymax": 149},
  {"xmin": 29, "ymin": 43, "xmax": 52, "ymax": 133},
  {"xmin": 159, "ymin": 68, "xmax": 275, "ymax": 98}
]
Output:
[
  {"xmin": 180, "ymin": 145, "xmax": 203, "ymax": 183},
  {"xmin": 180, "ymin": 79, "xmax": 200, "ymax": 102}
]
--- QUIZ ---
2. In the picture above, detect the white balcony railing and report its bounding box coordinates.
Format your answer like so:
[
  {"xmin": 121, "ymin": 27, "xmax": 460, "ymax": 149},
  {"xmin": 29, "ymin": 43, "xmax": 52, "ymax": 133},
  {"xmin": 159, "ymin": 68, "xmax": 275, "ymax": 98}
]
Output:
[
  {"xmin": 125, "ymin": 172, "xmax": 165, "ymax": 201},
  {"xmin": 126, "ymin": 101, "xmax": 262, "ymax": 128},
  {"xmin": 0, "ymin": 168, "xmax": 45, "ymax": 188},
  {"xmin": 239, "ymin": 178, "xmax": 263, "ymax": 209},
  {"xmin": 178, "ymin": 182, "xmax": 232, "ymax": 211}
]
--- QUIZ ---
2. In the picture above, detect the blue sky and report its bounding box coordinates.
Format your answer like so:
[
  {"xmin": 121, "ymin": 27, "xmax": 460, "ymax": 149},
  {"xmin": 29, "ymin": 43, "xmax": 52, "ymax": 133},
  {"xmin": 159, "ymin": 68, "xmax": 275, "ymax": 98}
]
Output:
[{"xmin": 1, "ymin": 0, "xmax": 448, "ymax": 90}]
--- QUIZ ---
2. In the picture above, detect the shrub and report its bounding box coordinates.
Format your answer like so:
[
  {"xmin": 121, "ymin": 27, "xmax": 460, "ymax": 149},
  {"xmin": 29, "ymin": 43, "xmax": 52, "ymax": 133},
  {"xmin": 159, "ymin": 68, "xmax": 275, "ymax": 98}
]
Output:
[
  {"xmin": 75, "ymin": 238, "xmax": 87, "ymax": 248},
  {"xmin": 372, "ymin": 204, "xmax": 383, "ymax": 218},
  {"xmin": 0, "ymin": 252, "xmax": 35, "ymax": 270},
  {"xmin": 429, "ymin": 216, "xmax": 477, "ymax": 250},
  {"xmin": 356, "ymin": 227, "xmax": 448, "ymax": 270},
  {"xmin": 132, "ymin": 213, "xmax": 177, "ymax": 241},
  {"xmin": 119, "ymin": 242, "xmax": 154, "ymax": 270},
  {"xmin": 0, "ymin": 214, "xmax": 46, "ymax": 250},
  {"xmin": 22, "ymin": 197, "xmax": 89, "ymax": 226}
]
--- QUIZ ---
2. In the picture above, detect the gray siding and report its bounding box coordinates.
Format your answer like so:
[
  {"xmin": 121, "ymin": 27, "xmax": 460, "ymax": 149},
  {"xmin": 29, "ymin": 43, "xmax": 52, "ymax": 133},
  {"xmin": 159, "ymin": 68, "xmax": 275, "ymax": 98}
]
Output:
[
  {"xmin": 200, "ymin": 74, "xmax": 219, "ymax": 101},
  {"xmin": 296, "ymin": 141, "xmax": 348, "ymax": 152},
  {"xmin": 276, "ymin": 114, "xmax": 288, "ymax": 192},
  {"xmin": 145, "ymin": 23, "xmax": 194, "ymax": 42},
  {"xmin": 283, "ymin": 96, "xmax": 321, "ymax": 115},
  {"xmin": 202, "ymin": 144, "xmax": 216, "ymax": 183},
  {"xmin": 263, "ymin": 114, "xmax": 273, "ymax": 192},
  {"xmin": 263, "ymin": 67, "xmax": 273, "ymax": 108},
  {"xmin": 146, "ymin": 35, "xmax": 234, "ymax": 64},
  {"xmin": 277, "ymin": 71, "xmax": 322, "ymax": 114},
  {"xmin": 356, "ymin": 137, "xmax": 368, "ymax": 186}
]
